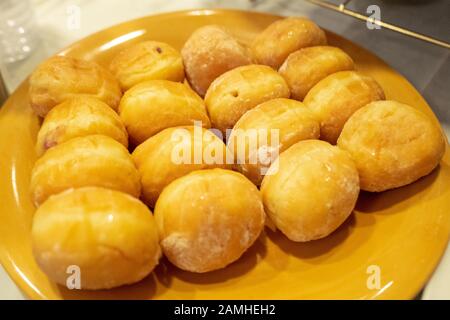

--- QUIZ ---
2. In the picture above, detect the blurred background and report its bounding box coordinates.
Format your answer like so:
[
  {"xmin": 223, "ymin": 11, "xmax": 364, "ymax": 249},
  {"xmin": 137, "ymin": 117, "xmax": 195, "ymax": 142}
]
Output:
[{"xmin": 0, "ymin": 0, "xmax": 449, "ymax": 299}]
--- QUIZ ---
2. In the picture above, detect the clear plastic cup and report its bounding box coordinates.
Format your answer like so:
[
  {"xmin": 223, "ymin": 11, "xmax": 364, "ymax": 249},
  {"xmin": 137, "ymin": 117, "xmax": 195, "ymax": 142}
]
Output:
[{"xmin": 0, "ymin": 0, "xmax": 39, "ymax": 63}]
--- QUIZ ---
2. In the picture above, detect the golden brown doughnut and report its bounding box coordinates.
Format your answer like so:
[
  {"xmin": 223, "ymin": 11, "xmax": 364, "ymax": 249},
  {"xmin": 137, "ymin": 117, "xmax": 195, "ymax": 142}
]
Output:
[
  {"xmin": 228, "ymin": 98, "xmax": 320, "ymax": 185},
  {"xmin": 32, "ymin": 187, "xmax": 161, "ymax": 290},
  {"xmin": 154, "ymin": 169, "xmax": 265, "ymax": 273},
  {"xmin": 261, "ymin": 140, "xmax": 359, "ymax": 242},
  {"xmin": 304, "ymin": 71, "xmax": 385, "ymax": 144},
  {"xmin": 30, "ymin": 135, "xmax": 141, "ymax": 206},
  {"xmin": 110, "ymin": 41, "xmax": 184, "ymax": 91},
  {"xmin": 181, "ymin": 25, "xmax": 252, "ymax": 96},
  {"xmin": 119, "ymin": 80, "xmax": 211, "ymax": 145},
  {"xmin": 36, "ymin": 96, "xmax": 128, "ymax": 156},
  {"xmin": 132, "ymin": 126, "xmax": 231, "ymax": 207},
  {"xmin": 279, "ymin": 46, "xmax": 355, "ymax": 101},
  {"xmin": 337, "ymin": 100, "xmax": 446, "ymax": 192},
  {"xmin": 29, "ymin": 55, "xmax": 122, "ymax": 117},
  {"xmin": 205, "ymin": 64, "xmax": 290, "ymax": 134},
  {"xmin": 251, "ymin": 17, "xmax": 327, "ymax": 69}
]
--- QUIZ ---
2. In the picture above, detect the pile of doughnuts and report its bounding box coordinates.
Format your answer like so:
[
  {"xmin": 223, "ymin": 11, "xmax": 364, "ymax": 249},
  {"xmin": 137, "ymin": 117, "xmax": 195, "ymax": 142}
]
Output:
[{"xmin": 28, "ymin": 17, "xmax": 446, "ymax": 290}]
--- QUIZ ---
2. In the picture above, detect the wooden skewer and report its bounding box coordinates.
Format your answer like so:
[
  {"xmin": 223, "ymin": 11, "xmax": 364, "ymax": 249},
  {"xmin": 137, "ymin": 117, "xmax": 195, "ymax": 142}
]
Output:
[{"xmin": 306, "ymin": 0, "xmax": 450, "ymax": 50}]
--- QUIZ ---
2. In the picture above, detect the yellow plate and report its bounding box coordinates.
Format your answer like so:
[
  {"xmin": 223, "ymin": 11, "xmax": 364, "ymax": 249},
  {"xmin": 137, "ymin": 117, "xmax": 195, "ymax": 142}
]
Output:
[{"xmin": 0, "ymin": 9, "xmax": 449, "ymax": 300}]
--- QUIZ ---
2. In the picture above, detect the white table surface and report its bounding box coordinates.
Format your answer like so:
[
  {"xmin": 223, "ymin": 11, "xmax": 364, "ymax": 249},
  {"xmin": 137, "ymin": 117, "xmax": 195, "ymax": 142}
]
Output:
[{"xmin": 1, "ymin": 0, "xmax": 449, "ymax": 300}]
